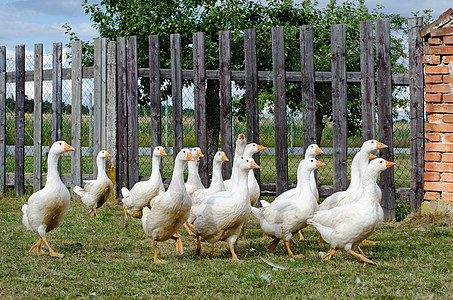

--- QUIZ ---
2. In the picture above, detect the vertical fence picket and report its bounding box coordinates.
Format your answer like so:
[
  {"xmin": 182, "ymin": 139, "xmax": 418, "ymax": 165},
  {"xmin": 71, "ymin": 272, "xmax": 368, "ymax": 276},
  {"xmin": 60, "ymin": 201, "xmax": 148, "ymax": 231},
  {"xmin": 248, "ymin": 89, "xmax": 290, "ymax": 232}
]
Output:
[
  {"xmin": 408, "ymin": 17, "xmax": 425, "ymax": 213},
  {"xmin": 33, "ymin": 44, "xmax": 43, "ymax": 192},
  {"xmin": 360, "ymin": 20, "xmax": 376, "ymax": 140},
  {"xmin": 0, "ymin": 47, "xmax": 5, "ymax": 194},
  {"xmin": 52, "ymin": 43, "xmax": 62, "ymax": 173},
  {"xmin": 272, "ymin": 26, "xmax": 288, "ymax": 195},
  {"xmin": 331, "ymin": 24, "xmax": 348, "ymax": 192},
  {"xmin": 71, "ymin": 40, "xmax": 83, "ymax": 189},
  {"xmin": 15, "ymin": 45, "xmax": 25, "ymax": 196},
  {"xmin": 376, "ymin": 19, "xmax": 396, "ymax": 221},
  {"xmin": 117, "ymin": 37, "xmax": 128, "ymax": 188},
  {"xmin": 300, "ymin": 25, "xmax": 316, "ymax": 150},
  {"xmin": 149, "ymin": 35, "xmax": 162, "ymax": 150},
  {"xmin": 127, "ymin": 36, "xmax": 139, "ymax": 187},
  {"xmin": 106, "ymin": 41, "xmax": 117, "ymax": 199},
  {"xmin": 219, "ymin": 30, "xmax": 233, "ymax": 179},
  {"xmin": 171, "ymin": 34, "xmax": 183, "ymax": 159},
  {"xmin": 193, "ymin": 32, "xmax": 208, "ymax": 186},
  {"xmin": 245, "ymin": 29, "xmax": 261, "ymax": 187}
]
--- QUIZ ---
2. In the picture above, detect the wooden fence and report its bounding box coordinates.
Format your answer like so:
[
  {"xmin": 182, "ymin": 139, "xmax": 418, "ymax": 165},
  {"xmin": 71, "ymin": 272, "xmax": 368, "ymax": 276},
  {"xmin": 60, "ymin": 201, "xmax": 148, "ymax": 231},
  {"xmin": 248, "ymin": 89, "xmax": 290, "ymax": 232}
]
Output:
[{"xmin": 0, "ymin": 18, "xmax": 425, "ymax": 220}]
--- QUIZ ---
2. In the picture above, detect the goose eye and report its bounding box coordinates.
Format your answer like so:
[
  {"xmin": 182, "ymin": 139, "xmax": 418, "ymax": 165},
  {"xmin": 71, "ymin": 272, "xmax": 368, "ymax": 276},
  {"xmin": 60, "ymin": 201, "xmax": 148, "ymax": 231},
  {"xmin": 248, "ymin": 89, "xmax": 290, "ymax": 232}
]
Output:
[{"xmin": 371, "ymin": 141, "xmax": 375, "ymax": 143}]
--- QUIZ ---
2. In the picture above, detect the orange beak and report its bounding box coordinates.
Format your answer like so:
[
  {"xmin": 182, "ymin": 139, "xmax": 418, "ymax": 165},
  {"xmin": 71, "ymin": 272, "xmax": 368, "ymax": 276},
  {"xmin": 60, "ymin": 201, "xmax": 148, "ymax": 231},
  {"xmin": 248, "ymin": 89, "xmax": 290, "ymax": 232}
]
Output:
[
  {"xmin": 315, "ymin": 146, "xmax": 324, "ymax": 154},
  {"xmin": 64, "ymin": 143, "xmax": 75, "ymax": 152},
  {"xmin": 187, "ymin": 152, "xmax": 194, "ymax": 161},
  {"xmin": 197, "ymin": 149, "xmax": 204, "ymax": 157},
  {"xmin": 257, "ymin": 144, "xmax": 267, "ymax": 151},
  {"xmin": 105, "ymin": 152, "xmax": 111, "ymax": 157},
  {"xmin": 369, "ymin": 154, "xmax": 377, "ymax": 159},
  {"xmin": 250, "ymin": 160, "xmax": 260, "ymax": 169},
  {"xmin": 316, "ymin": 160, "xmax": 326, "ymax": 168},
  {"xmin": 376, "ymin": 141, "xmax": 388, "ymax": 149},
  {"xmin": 239, "ymin": 134, "xmax": 245, "ymax": 140},
  {"xmin": 160, "ymin": 148, "xmax": 167, "ymax": 156},
  {"xmin": 221, "ymin": 154, "xmax": 229, "ymax": 161},
  {"xmin": 385, "ymin": 161, "xmax": 396, "ymax": 168}
]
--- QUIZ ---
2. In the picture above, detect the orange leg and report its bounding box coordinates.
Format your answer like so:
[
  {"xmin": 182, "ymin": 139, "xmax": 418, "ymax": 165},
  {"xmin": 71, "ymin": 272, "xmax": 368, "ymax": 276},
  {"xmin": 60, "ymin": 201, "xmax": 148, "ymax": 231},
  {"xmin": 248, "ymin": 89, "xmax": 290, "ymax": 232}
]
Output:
[
  {"xmin": 195, "ymin": 234, "xmax": 202, "ymax": 257},
  {"xmin": 284, "ymin": 240, "xmax": 304, "ymax": 259},
  {"xmin": 89, "ymin": 208, "xmax": 98, "ymax": 217},
  {"xmin": 322, "ymin": 247, "xmax": 338, "ymax": 261},
  {"xmin": 362, "ymin": 239, "xmax": 379, "ymax": 246},
  {"xmin": 318, "ymin": 236, "xmax": 326, "ymax": 246},
  {"xmin": 29, "ymin": 237, "xmax": 46, "ymax": 254},
  {"xmin": 347, "ymin": 249, "xmax": 376, "ymax": 265},
  {"xmin": 183, "ymin": 222, "xmax": 196, "ymax": 236},
  {"xmin": 41, "ymin": 236, "xmax": 64, "ymax": 258},
  {"xmin": 268, "ymin": 239, "xmax": 280, "ymax": 253},
  {"xmin": 122, "ymin": 205, "xmax": 129, "ymax": 228},
  {"xmin": 241, "ymin": 223, "xmax": 247, "ymax": 239},
  {"xmin": 153, "ymin": 240, "xmax": 167, "ymax": 264},
  {"xmin": 171, "ymin": 233, "xmax": 183, "ymax": 254},
  {"xmin": 298, "ymin": 230, "xmax": 305, "ymax": 241},
  {"xmin": 211, "ymin": 243, "xmax": 220, "ymax": 256},
  {"xmin": 357, "ymin": 246, "xmax": 366, "ymax": 257},
  {"xmin": 229, "ymin": 244, "xmax": 239, "ymax": 262}
]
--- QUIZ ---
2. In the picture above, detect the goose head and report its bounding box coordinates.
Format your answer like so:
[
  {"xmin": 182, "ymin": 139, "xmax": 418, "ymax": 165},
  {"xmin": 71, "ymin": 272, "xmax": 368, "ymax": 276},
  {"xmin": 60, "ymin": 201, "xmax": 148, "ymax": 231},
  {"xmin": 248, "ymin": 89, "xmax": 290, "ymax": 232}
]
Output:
[
  {"xmin": 214, "ymin": 151, "xmax": 229, "ymax": 163},
  {"xmin": 305, "ymin": 144, "xmax": 323, "ymax": 159},
  {"xmin": 302, "ymin": 158, "xmax": 326, "ymax": 172},
  {"xmin": 50, "ymin": 141, "xmax": 75, "ymax": 156},
  {"xmin": 191, "ymin": 147, "xmax": 204, "ymax": 162},
  {"xmin": 367, "ymin": 158, "xmax": 396, "ymax": 175},
  {"xmin": 244, "ymin": 143, "xmax": 267, "ymax": 157},
  {"xmin": 97, "ymin": 150, "xmax": 111, "ymax": 159},
  {"xmin": 153, "ymin": 146, "xmax": 167, "ymax": 157},
  {"xmin": 236, "ymin": 133, "xmax": 247, "ymax": 148},
  {"xmin": 238, "ymin": 156, "xmax": 260, "ymax": 171},
  {"xmin": 361, "ymin": 140, "xmax": 387, "ymax": 155},
  {"xmin": 177, "ymin": 148, "xmax": 194, "ymax": 162}
]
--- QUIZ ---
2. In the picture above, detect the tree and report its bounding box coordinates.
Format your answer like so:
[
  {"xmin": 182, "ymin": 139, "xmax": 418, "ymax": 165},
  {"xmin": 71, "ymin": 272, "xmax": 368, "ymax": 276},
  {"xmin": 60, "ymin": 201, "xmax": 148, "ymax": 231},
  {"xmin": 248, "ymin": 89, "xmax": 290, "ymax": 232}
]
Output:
[{"xmin": 67, "ymin": 0, "xmax": 410, "ymax": 166}]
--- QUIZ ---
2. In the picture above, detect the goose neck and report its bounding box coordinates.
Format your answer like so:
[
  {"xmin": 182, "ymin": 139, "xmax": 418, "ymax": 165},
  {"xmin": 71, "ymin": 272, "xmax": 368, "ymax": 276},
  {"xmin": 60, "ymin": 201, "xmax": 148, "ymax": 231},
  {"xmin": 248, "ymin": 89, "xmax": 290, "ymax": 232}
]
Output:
[
  {"xmin": 46, "ymin": 152, "xmax": 62, "ymax": 183},
  {"xmin": 96, "ymin": 156, "xmax": 107, "ymax": 179},
  {"xmin": 168, "ymin": 159, "xmax": 186, "ymax": 192},
  {"xmin": 210, "ymin": 161, "xmax": 222, "ymax": 186},
  {"xmin": 150, "ymin": 155, "xmax": 162, "ymax": 178}
]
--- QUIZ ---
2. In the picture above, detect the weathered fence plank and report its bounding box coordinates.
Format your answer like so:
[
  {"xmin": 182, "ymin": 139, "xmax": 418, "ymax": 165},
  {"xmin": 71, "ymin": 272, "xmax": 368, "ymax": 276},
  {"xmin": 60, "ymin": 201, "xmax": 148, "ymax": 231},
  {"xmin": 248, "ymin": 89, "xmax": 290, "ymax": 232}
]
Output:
[
  {"xmin": 408, "ymin": 17, "xmax": 425, "ymax": 213},
  {"xmin": 300, "ymin": 25, "xmax": 316, "ymax": 150},
  {"xmin": 331, "ymin": 24, "xmax": 348, "ymax": 192},
  {"xmin": 219, "ymin": 30, "xmax": 233, "ymax": 179},
  {"xmin": 71, "ymin": 40, "xmax": 83, "ymax": 189},
  {"xmin": 33, "ymin": 44, "xmax": 43, "ymax": 192},
  {"xmin": 245, "ymin": 28, "xmax": 261, "ymax": 186},
  {"xmin": 193, "ymin": 32, "xmax": 209, "ymax": 186},
  {"xmin": 52, "ymin": 43, "xmax": 62, "ymax": 144},
  {"xmin": 149, "ymin": 35, "xmax": 162, "ymax": 149},
  {"xmin": 106, "ymin": 41, "xmax": 117, "ymax": 199},
  {"xmin": 360, "ymin": 20, "xmax": 376, "ymax": 140},
  {"xmin": 170, "ymin": 34, "xmax": 183, "ymax": 160},
  {"xmin": 272, "ymin": 26, "xmax": 288, "ymax": 195},
  {"xmin": 376, "ymin": 19, "xmax": 396, "ymax": 221},
  {"xmin": 0, "ymin": 46, "xmax": 6, "ymax": 194},
  {"xmin": 15, "ymin": 45, "xmax": 25, "ymax": 196},
  {"xmin": 117, "ymin": 37, "xmax": 128, "ymax": 188},
  {"xmin": 127, "ymin": 36, "xmax": 139, "ymax": 187}
]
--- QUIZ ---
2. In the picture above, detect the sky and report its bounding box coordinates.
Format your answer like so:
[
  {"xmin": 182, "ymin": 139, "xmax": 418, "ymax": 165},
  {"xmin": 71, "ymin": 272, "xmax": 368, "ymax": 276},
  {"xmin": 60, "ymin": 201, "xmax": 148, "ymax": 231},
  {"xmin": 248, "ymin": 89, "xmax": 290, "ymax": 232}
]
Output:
[{"xmin": 0, "ymin": 0, "xmax": 451, "ymax": 57}]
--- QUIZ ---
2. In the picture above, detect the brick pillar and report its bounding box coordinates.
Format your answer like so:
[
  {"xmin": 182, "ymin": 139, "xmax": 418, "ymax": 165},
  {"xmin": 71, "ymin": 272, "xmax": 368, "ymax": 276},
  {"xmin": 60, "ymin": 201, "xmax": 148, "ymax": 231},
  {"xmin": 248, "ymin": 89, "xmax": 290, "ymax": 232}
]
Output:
[{"xmin": 423, "ymin": 23, "xmax": 453, "ymax": 209}]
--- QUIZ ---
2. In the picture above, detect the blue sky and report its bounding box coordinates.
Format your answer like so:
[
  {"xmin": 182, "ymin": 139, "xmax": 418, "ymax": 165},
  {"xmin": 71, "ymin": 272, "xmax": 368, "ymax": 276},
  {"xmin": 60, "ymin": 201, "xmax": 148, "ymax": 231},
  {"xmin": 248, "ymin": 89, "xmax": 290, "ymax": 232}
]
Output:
[{"xmin": 0, "ymin": 0, "xmax": 451, "ymax": 57}]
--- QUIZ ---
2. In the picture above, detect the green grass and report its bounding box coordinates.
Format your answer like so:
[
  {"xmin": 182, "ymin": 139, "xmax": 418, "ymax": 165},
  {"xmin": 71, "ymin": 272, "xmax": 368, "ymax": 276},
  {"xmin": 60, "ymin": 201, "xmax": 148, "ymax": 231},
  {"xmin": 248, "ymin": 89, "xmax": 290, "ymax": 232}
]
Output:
[{"xmin": 1, "ymin": 189, "xmax": 452, "ymax": 298}]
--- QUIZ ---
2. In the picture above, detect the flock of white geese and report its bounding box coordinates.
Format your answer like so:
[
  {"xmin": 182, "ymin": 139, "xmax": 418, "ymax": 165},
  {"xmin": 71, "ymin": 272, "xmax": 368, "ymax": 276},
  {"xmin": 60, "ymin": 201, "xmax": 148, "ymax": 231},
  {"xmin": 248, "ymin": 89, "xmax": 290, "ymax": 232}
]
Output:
[{"xmin": 22, "ymin": 135, "xmax": 394, "ymax": 264}]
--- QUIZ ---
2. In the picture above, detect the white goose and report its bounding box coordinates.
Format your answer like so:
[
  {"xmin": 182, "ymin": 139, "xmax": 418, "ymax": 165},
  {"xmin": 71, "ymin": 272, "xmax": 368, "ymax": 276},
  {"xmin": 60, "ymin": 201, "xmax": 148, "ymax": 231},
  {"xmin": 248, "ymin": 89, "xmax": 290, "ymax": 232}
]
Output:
[
  {"xmin": 73, "ymin": 150, "xmax": 113, "ymax": 217},
  {"xmin": 142, "ymin": 149, "xmax": 194, "ymax": 263},
  {"xmin": 191, "ymin": 156, "xmax": 259, "ymax": 261},
  {"xmin": 252, "ymin": 158, "xmax": 325, "ymax": 258},
  {"xmin": 308, "ymin": 158, "xmax": 395, "ymax": 264},
  {"xmin": 185, "ymin": 147, "xmax": 205, "ymax": 197},
  {"xmin": 223, "ymin": 133, "xmax": 247, "ymax": 190},
  {"xmin": 22, "ymin": 141, "xmax": 75, "ymax": 258},
  {"xmin": 121, "ymin": 146, "xmax": 166, "ymax": 227}
]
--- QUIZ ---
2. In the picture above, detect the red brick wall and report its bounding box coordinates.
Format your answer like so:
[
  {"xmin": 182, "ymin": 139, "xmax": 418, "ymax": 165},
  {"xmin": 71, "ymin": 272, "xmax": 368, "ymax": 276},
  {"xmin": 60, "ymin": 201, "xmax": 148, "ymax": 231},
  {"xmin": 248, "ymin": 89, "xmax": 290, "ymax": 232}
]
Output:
[{"xmin": 423, "ymin": 27, "xmax": 453, "ymax": 202}]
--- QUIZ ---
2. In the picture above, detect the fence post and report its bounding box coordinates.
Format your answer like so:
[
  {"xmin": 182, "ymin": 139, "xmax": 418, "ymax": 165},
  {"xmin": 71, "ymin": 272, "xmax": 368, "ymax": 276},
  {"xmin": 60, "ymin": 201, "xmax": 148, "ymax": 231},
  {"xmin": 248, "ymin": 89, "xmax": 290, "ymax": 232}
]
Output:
[
  {"xmin": 117, "ymin": 37, "xmax": 128, "ymax": 188},
  {"xmin": 300, "ymin": 25, "xmax": 316, "ymax": 150},
  {"xmin": 376, "ymin": 19, "xmax": 396, "ymax": 221},
  {"xmin": 106, "ymin": 41, "xmax": 117, "ymax": 199},
  {"xmin": 219, "ymin": 30, "xmax": 233, "ymax": 180},
  {"xmin": 331, "ymin": 24, "xmax": 348, "ymax": 192},
  {"xmin": 170, "ymin": 34, "xmax": 183, "ymax": 159},
  {"xmin": 272, "ymin": 26, "xmax": 288, "ymax": 195},
  {"xmin": 71, "ymin": 40, "xmax": 83, "ymax": 189},
  {"xmin": 245, "ymin": 29, "xmax": 261, "ymax": 186},
  {"xmin": 0, "ymin": 46, "xmax": 5, "ymax": 194},
  {"xmin": 360, "ymin": 20, "xmax": 376, "ymax": 140},
  {"xmin": 193, "ymin": 32, "xmax": 209, "ymax": 186},
  {"xmin": 127, "ymin": 36, "xmax": 139, "ymax": 187},
  {"xmin": 149, "ymin": 35, "xmax": 162, "ymax": 150},
  {"xmin": 52, "ymin": 43, "xmax": 62, "ymax": 172},
  {"xmin": 15, "ymin": 45, "xmax": 25, "ymax": 196},
  {"xmin": 408, "ymin": 17, "xmax": 425, "ymax": 213},
  {"xmin": 33, "ymin": 44, "xmax": 43, "ymax": 192}
]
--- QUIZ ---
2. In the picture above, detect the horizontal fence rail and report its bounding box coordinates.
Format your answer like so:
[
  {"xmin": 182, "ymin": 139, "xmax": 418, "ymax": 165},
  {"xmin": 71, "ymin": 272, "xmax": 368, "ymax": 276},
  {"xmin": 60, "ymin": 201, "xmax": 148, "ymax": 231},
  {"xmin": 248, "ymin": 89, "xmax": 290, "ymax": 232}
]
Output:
[{"xmin": 0, "ymin": 18, "xmax": 424, "ymax": 221}]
